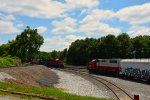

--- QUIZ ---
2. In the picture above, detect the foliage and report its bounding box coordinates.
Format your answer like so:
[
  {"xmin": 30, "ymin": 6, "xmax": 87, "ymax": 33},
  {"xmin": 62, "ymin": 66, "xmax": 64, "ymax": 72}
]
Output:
[
  {"xmin": 66, "ymin": 33, "xmax": 150, "ymax": 65},
  {"xmin": 1, "ymin": 31, "xmax": 150, "ymax": 65},
  {"xmin": 35, "ymin": 49, "xmax": 68, "ymax": 62},
  {"xmin": 59, "ymin": 48, "xmax": 67, "ymax": 61},
  {"xmin": 117, "ymin": 33, "xmax": 132, "ymax": 58},
  {"xmin": 0, "ymin": 44, "xmax": 10, "ymax": 57},
  {"xmin": 0, "ymin": 56, "xmax": 21, "ymax": 67},
  {"xmin": 0, "ymin": 82, "xmax": 110, "ymax": 100},
  {"xmin": 0, "ymin": 26, "xmax": 44, "ymax": 62}
]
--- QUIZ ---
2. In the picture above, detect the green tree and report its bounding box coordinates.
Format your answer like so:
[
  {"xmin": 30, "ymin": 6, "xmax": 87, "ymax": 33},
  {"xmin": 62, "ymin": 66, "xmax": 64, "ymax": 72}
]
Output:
[
  {"xmin": 67, "ymin": 38, "xmax": 96, "ymax": 65},
  {"xmin": 117, "ymin": 33, "xmax": 132, "ymax": 58},
  {"xmin": 9, "ymin": 26, "xmax": 44, "ymax": 62},
  {"xmin": 35, "ymin": 52, "xmax": 51, "ymax": 59},
  {"xmin": 50, "ymin": 50, "xmax": 59, "ymax": 59},
  {"xmin": 132, "ymin": 35, "xmax": 150, "ymax": 58},
  {"xmin": 132, "ymin": 36, "xmax": 144, "ymax": 58},
  {"xmin": 59, "ymin": 48, "xmax": 67, "ymax": 61},
  {"xmin": 0, "ymin": 44, "xmax": 10, "ymax": 56},
  {"xmin": 101, "ymin": 34, "xmax": 119, "ymax": 58},
  {"xmin": 64, "ymin": 33, "xmax": 150, "ymax": 65},
  {"xmin": 141, "ymin": 36, "xmax": 150, "ymax": 58}
]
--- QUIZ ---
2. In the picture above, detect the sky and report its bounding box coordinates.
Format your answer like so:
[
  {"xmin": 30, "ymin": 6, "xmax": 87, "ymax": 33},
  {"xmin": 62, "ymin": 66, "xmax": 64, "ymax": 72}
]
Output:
[{"xmin": 0, "ymin": 0, "xmax": 150, "ymax": 52}]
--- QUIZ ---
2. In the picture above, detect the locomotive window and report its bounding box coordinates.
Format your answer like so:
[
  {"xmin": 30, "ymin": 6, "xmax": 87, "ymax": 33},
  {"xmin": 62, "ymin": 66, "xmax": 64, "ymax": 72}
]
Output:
[
  {"xmin": 96, "ymin": 60, "xmax": 100, "ymax": 62},
  {"xmin": 101, "ymin": 60, "xmax": 106, "ymax": 62},
  {"xmin": 109, "ymin": 60, "xmax": 117, "ymax": 63}
]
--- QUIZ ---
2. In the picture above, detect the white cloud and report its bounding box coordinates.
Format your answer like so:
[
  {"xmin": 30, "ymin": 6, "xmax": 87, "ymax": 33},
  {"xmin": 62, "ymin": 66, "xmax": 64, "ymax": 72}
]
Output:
[
  {"xmin": 16, "ymin": 24, "xmax": 24, "ymax": 28},
  {"xmin": 0, "ymin": 14, "xmax": 21, "ymax": 34},
  {"xmin": 40, "ymin": 35, "xmax": 85, "ymax": 52},
  {"xmin": 65, "ymin": 0, "xmax": 99, "ymax": 9},
  {"xmin": 0, "ymin": 0, "xmax": 65, "ymax": 18},
  {"xmin": 0, "ymin": 21, "xmax": 20, "ymax": 34},
  {"xmin": 79, "ymin": 9, "xmax": 120, "ymax": 35},
  {"xmin": 0, "ymin": 0, "xmax": 100, "ymax": 19},
  {"xmin": 52, "ymin": 17, "xmax": 77, "ymax": 34},
  {"xmin": 65, "ymin": 35, "xmax": 86, "ymax": 41},
  {"xmin": 37, "ymin": 26, "xmax": 47, "ymax": 34},
  {"xmin": 117, "ymin": 3, "xmax": 150, "ymax": 25},
  {"xmin": 0, "ymin": 14, "xmax": 15, "ymax": 21},
  {"xmin": 81, "ymin": 9, "xmax": 115, "ymax": 23},
  {"xmin": 79, "ymin": 21, "xmax": 121, "ymax": 35},
  {"xmin": 128, "ymin": 26, "xmax": 150, "ymax": 37},
  {"xmin": 51, "ymin": 9, "xmax": 119, "ymax": 35}
]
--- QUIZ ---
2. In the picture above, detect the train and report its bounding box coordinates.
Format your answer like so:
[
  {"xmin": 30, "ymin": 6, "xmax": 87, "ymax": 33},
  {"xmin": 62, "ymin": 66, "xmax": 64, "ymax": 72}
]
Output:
[
  {"xmin": 31, "ymin": 58, "xmax": 64, "ymax": 67},
  {"xmin": 87, "ymin": 59, "xmax": 150, "ymax": 80}
]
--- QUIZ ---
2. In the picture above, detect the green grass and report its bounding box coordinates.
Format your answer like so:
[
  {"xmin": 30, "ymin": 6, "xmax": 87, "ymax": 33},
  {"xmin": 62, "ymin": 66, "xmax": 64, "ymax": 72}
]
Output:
[
  {"xmin": 0, "ymin": 56, "xmax": 21, "ymax": 68},
  {"xmin": 0, "ymin": 91, "xmax": 40, "ymax": 100},
  {"xmin": 0, "ymin": 82, "xmax": 111, "ymax": 100}
]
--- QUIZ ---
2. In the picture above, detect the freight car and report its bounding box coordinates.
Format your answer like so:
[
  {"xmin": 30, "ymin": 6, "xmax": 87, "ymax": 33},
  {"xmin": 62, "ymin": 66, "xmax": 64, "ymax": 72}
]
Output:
[
  {"xmin": 39, "ymin": 59, "xmax": 64, "ymax": 67},
  {"xmin": 87, "ymin": 59, "xmax": 150, "ymax": 80},
  {"xmin": 120, "ymin": 59, "xmax": 150, "ymax": 80},
  {"xmin": 48, "ymin": 59, "xmax": 64, "ymax": 67}
]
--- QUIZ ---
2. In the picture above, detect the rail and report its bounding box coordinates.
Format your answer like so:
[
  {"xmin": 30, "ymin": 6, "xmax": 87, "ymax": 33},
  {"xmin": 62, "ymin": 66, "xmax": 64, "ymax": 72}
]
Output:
[
  {"xmin": 0, "ymin": 88, "xmax": 59, "ymax": 100},
  {"xmin": 57, "ymin": 67, "xmax": 133, "ymax": 100}
]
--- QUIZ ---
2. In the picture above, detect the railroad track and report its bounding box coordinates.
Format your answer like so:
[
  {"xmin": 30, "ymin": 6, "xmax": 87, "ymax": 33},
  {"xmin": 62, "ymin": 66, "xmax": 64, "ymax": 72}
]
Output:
[
  {"xmin": 56, "ymin": 66, "xmax": 133, "ymax": 100},
  {"xmin": 0, "ymin": 88, "xmax": 59, "ymax": 100}
]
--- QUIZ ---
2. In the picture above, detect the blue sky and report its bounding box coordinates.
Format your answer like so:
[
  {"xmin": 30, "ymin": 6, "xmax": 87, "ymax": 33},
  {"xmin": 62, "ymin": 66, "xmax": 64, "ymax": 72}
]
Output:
[{"xmin": 0, "ymin": 0, "xmax": 150, "ymax": 52}]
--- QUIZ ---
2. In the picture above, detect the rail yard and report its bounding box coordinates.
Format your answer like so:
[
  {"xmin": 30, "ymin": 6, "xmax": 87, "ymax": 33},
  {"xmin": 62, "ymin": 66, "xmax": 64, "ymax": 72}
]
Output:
[
  {"xmin": 60, "ymin": 65, "xmax": 150, "ymax": 100},
  {"xmin": 0, "ymin": 65, "xmax": 149, "ymax": 100}
]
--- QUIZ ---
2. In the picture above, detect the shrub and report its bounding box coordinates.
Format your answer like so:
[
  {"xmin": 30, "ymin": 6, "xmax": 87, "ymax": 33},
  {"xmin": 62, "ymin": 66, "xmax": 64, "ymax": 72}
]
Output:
[{"xmin": 0, "ymin": 56, "xmax": 21, "ymax": 67}]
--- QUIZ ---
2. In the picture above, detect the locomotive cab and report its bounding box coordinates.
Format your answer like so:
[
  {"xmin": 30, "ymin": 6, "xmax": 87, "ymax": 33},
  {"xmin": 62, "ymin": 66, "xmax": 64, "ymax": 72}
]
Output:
[{"xmin": 87, "ymin": 59, "xmax": 121, "ymax": 74}]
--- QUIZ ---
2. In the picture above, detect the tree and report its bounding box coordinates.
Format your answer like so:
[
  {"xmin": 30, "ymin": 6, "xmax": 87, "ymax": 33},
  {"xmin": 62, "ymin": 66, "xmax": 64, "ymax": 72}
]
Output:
[
  {"xmin": 67, "ymin": 39, "xmax": 88, "ymax": 65},
  {"xmin": 132, "ymin": 36, "xmax": 144, "ymax": 58},
  {"xmin": 141, "ymin": 36, "xmax": 150, "ymax": 58},
  {"xmin": 50, "ymin": 50, "xmax": 59, "ymax": 59},
  {"xmin": 64, "ymin": 33, "xmax": 150, "ymax": 65},
  {"xmin": 100, "ymin": 34, "xmax": 119, "ymax": 58},
  {"xmin": 35, "ymin": 52, "xmax": 51, "ymax": 59},
  {"xmin": 59, "ymin": 48, "xmax": 67, "ymax": 61},
  {"xmin": 0, "ymin": 44, "xmax": 10, "ymax": 56},
  {"xmin": 9, "ymin": 26, "xmax": 44, "ymax": 62},
  {"xmin": 132, "ymin": 35, "xmax": 150, "ymax": 58},
  {"xmin": 117, "ymin": 33, "xmax": 132, "ymax": 58}
]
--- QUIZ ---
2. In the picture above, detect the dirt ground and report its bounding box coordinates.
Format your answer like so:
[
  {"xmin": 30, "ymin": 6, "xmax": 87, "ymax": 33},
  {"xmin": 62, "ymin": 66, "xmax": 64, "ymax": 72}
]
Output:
[{"xmin": 0, "ymin": 65, "xmax": 59, "ymax": 87}]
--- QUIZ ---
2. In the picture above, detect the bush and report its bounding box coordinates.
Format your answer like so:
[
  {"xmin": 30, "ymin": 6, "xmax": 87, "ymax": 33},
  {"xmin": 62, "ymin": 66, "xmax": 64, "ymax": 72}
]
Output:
[{"xmin": 0, "ymin": 56, "xmax": 21, "ymax": 67}]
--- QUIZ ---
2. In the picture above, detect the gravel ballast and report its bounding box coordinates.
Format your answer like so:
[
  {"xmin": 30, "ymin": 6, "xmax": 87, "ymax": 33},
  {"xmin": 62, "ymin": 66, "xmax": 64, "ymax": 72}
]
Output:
[
  {"xmin": 51, "ymin": 69, "xmax": 113, "ymax": 99},
  {"xmin": 95, "ymin": 75, "xmax": 150, "ymax": 100}
]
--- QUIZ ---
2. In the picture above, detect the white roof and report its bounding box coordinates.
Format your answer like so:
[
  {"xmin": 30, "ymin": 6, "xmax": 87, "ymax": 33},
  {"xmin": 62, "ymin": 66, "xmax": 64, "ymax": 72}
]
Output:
[{"xmin": 121, "ymin": 59, "xmax": 150, "ymax": 62}]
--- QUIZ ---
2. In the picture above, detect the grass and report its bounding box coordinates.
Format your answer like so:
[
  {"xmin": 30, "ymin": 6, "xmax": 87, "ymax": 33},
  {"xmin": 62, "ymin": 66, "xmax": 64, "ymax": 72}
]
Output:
[
  {"xmin": 0, "ymin": 91, "xmax": 40, "ymax": 100},
  {"xmin": 0, "ymin": 82, "xmax": 111, "ymax": 100},
  {"xmin": 0, "ymin": 56, "xmax": 21, "ymax": 68}
]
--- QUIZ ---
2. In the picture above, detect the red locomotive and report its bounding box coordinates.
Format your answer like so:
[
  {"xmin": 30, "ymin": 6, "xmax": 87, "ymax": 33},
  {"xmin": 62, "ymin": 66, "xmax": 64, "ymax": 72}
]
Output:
[
  {"xmin": 87, "ymin": 59, "xmax": 150, "ymax": 80},
  {"xmin": 87, "ymin": 59, "xmax": 121, "ymax": 74},
  {"xmin": 38, "ymin": 58, "xmax": 64, "ymax": 67},
  {"xmin": 47, "ymin": 58, "xmax": 64, "ymax": 67}
]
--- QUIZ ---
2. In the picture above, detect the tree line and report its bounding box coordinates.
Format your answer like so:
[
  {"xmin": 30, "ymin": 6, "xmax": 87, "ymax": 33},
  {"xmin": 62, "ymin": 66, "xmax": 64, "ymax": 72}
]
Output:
[
  {"xmin": 66, "ymin": 33, "xmax": 150, "ymax": 65},
  {"xmin": 35, "ymin": 49, "xmax": 67, "ymax": 62},
  {"xmin": 0, "ymin": 27, "xmax": 150, "ymax": 65},
  {"xmin": 34, "ymin": 33, "xmax": 150, "ymax": 66}
]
